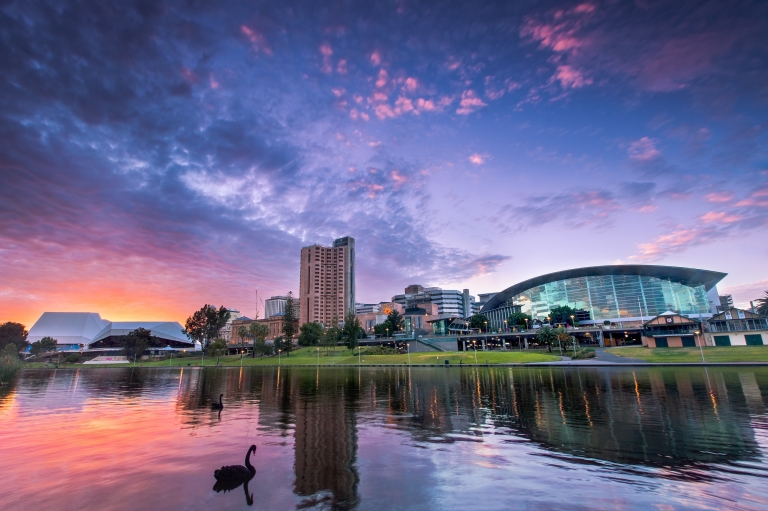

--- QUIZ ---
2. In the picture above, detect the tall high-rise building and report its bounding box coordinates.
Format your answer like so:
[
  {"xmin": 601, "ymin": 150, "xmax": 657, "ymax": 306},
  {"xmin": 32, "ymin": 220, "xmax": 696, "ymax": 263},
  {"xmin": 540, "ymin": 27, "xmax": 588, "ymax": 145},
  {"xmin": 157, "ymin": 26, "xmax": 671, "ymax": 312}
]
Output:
[
  {"xmin": 392, "ymin": 285, "xmax": 476, "ymax": 318},
  {"xmin": 299, "ymin": 236, "xmax": 356, "ymax": 326}
]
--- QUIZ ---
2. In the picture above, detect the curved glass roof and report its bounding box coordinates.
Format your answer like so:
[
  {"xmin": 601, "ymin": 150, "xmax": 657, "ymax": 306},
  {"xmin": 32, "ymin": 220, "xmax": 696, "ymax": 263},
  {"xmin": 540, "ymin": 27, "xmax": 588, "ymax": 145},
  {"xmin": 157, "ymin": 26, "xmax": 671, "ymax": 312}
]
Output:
[{"xmin": 481, "ymin": 265, "xmax": 726, "ymax": 313}]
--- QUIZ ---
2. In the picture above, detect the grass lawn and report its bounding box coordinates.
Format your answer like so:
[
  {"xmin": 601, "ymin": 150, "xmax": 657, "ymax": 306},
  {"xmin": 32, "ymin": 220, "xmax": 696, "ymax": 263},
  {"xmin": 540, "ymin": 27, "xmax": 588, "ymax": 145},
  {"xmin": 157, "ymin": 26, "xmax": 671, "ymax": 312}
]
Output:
[
  {"xmin": 607, "ymin": 345, "xmax": 768, "ymax": 363},
  {"xmin": 24, "ymin": 347, "xmax": 560, "ymax": 368}
]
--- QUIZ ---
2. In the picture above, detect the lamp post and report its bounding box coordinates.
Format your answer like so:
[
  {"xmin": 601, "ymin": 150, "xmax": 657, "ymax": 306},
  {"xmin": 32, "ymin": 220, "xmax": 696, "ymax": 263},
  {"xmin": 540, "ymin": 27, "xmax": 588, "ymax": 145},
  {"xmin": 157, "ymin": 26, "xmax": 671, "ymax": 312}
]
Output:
[
  {"xmin": 504, "ymin": 320, "xmax": 507, "ymax": 333},
  {"xmin": 358, "ymin": 345, "xmax": 361, "ymax": 365},
  {"xmin": 407, "ymin": 343, "xmax": 411, "ymax": 366},
  {"xmin": 570, "ymin": 315, "xmax": 575, "ymax": 329},
  {"xmin": 278, "ymin": 349, "xmax": 281, "ymax": 366},
  {"xmin": 472, "ymin": 340, "xmax": 478, "ymax": 364},
  {"xmin": 484, "ymin": 321, "xmax": 488, "ymax": 334},
  {"xmin": 524, "ymin": 318, "xmax": 528, "ymax": 331},
  {"xmin": 317, "ymin": 347, "xmax": 320, "ymax": 367},
  {"xmin": 696, "ymin": 329, "xmax": 705, "ymax": 363}
]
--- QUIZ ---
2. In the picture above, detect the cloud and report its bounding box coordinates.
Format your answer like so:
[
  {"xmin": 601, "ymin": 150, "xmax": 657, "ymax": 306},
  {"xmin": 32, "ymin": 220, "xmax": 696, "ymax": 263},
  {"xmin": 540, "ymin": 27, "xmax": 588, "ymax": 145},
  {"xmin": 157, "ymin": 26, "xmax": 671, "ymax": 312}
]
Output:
[
  {"xmin": 503, "ymin": 189, "xmax": 621, "ymax": 231},
  {"xmin": 554, "ymin": 65, "xmax": 592, "ymax": 89},
  {"xmin": 705, "ymin": 192, "xmax": 734, "ymax": 203},
  {"xmin": 468, "ymin": 153, "xmax": 487, "ymax": 165},
  {"xmin": 456, "ymin": 90, "xmax": 487, "ymax": 115},
  {"xmin": 628, "ymin": 137, "xmax": 661, "ymax": 161}
]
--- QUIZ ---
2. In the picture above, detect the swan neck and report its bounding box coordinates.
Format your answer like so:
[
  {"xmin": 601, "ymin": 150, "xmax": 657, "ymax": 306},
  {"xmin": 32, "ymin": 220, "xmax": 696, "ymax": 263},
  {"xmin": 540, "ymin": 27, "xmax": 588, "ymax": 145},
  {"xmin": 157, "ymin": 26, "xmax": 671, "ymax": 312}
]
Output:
[{"xmin": 245, "ymin": 448, "xmax": 255, "ymax": 471}]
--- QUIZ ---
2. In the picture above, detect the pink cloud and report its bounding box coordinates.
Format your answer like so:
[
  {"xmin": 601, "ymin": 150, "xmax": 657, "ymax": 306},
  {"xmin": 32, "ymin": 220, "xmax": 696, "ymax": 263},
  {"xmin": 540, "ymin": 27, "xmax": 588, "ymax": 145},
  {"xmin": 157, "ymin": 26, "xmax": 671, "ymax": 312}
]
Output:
[
  {"xmin": 456, "ymin": 90, "xmax": 487, "ymax": 115},
  {"xmin": 360, "ymin": 112, "xmax": 370, "ymax": 121},
  {"xmin": 374, "ymin": 103, "xmax": 396, "ymax": 119},
  {"xmin": 403, "ymin": 77, "xmax": 418, "ymax": 92},
  {"xmin": 637, "ymin": 205, "xmax": 658, "ymax": 213},
  {"xmin": 446, "ymin": 57, "xmax": 461, "ymax": 71},
  {"xmin": 390, "ymin": 170, "xmax": 408, "ymax": 188},
  {"xmin": 394, "ymin": 96, "xmax": 414, "ymax": 114},
  {"xmin": 468, "ymin": 153, "xmax": 487, "ymax": 165},
  {"xmin": 704, "ymin": 192, "xmax": 734, "ymax": 203},
  {"xmin": 337, "ymin": 59, "xmax": 347, "ymax": 74},
  {"xmin": 349, "ymin": 109, "xmax": 358, "ymax": 120},
  {"xmin": 700, "ymin": 211, "xmax": 743, "ymax": 223},
  {"xmin": 319, "ymin": 42, "xmax": 333, "ymax": 73},
  {"xmin": 628, "ymin": 137, "xmax": 661, "ymax": 161},
  {"xmin": 331, "ymin": 87, "xmax": 345, "ymax": 97},
  {"xmin": 209, "ymin": 75, "xmax": 219, "ymax": 89},
  {"xmin": 554, "ymin": 65, "xmax": 592, "ymax": 89},
  {"xmin": 370, "ymin": 91, "xmax": 388, "ymax": 102},
  {"xmin": 240, "ymin": 25, "xmax": 272, "ymax": 55},
  {"xmin": 630, "ymin": 228, "xmax": 712, "ymax": 262},
  {"xmin": 416, "ymin": 98, "xmax": 436, "ymax": 111},
  {"xmin": 376, "ymin": 69, "xmax": 389, "ymax": 88},
  {"xmin": 370, "ymin": 50, "xmax": 381, "ymax": 66}
]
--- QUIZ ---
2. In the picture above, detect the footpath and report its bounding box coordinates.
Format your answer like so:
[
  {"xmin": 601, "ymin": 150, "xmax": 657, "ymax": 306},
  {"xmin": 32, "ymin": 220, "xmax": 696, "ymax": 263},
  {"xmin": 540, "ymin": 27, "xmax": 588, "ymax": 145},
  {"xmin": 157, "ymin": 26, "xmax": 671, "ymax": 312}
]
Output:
[{"xmin": 528, "ymin": 347, "xmax": 768, "ymax": 366}]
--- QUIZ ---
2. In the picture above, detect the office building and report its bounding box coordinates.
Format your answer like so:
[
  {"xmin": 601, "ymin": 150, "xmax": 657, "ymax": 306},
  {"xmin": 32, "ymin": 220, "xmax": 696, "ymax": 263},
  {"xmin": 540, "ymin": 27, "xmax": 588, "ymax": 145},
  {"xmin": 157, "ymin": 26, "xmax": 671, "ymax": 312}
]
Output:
[
  {"xmin": 480, "ymin": 265, "xmax": 726, "ymax": 331},
  {"xmin": 392, "ymin": 286, "xmax": 476, "ymax": 318},
  {"xmin": 299, "ymin": 236, "xmax": 356, "ymax": 326},
  {"xmin": 265, "ymin": 296, "xmax": 289, "ymax": 318},
  {"xmin": 717, "ymin": 294, "xmax": 734, "ymax": 313}
]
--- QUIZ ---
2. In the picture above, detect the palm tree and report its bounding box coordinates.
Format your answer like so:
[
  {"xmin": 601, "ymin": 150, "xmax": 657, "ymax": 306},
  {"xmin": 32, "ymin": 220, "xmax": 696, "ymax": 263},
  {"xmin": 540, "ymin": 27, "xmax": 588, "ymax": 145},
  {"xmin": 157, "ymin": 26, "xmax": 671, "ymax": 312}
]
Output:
[
  {"xmin": 554, "ymin": 327, "xmax": 575, "ymax": 354},
  {"xmin": 536, "ymin": 325, "xmax": 557, "ymax": 353},
  {"xmin": 755, "ymin": 291, "xmax": 768, "ymax": 316}
]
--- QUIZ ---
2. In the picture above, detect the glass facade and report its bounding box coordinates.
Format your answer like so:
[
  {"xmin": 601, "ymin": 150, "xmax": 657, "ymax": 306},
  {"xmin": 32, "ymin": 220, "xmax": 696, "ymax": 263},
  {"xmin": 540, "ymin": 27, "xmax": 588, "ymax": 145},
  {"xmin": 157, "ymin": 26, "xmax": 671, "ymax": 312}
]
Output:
[{"xmin": 508, "ymin": 275, "xmax": 710, "ymax": 322}]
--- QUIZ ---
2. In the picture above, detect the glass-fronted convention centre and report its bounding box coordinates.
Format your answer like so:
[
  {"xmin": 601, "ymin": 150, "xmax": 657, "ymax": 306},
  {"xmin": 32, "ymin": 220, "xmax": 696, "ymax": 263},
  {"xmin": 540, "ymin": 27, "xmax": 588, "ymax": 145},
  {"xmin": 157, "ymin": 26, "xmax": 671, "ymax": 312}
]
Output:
[{"xmin": 480, "ymin": 265, "xmax": 726, "ymax": 330}]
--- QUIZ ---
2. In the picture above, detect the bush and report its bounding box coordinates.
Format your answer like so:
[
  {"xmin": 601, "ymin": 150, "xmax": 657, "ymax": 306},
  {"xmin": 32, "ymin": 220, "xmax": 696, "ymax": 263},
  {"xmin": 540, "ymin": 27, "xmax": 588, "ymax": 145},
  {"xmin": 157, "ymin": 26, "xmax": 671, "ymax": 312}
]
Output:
[
  {"xmin": 0, "ymin": 355, "xmax": 22, "ymax": 384},
  {"xmin": 361, "ymin": 346, "xmax": 398, "ymax": 356},
  {"xmin": 65, "ymin": 353, "xmax": 83, "ymax": 364},
  {"xmin": 570, "ymin": 348, "xmax": 596, "ymax": 360}
]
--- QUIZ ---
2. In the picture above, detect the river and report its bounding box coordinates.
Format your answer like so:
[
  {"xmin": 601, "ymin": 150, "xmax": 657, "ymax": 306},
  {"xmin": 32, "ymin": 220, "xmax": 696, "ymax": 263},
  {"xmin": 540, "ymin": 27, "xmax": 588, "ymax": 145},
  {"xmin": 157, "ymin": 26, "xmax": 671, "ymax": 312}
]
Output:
[{"xmin": 1, "ymin": 366, "xmax": 767, "ymax": 510}]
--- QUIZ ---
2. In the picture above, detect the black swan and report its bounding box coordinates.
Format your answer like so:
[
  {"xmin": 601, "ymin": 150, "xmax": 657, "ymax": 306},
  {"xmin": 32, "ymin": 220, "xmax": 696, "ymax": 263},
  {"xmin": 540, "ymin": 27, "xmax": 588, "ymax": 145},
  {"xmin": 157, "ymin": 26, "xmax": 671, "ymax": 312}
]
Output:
[
  {"xmin": 213, "ymin": 445, "xmax": 257, "ymax": 493},
  {"xmin": 211, "ymin": 394, "xmax": 224, "ymax": 410}
]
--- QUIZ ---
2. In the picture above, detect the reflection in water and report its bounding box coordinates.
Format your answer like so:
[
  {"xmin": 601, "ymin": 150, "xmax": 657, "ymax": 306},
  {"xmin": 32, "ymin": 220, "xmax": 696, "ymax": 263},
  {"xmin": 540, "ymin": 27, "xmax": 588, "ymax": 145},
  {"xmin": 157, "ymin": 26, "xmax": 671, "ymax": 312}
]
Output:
[
  {"xmin": 213, "ymin": 445, "xmax": 257, "ymax": 506},
  {"xmin": 1, "ymin": 366, "xmax": 768, "ymax": 511}
]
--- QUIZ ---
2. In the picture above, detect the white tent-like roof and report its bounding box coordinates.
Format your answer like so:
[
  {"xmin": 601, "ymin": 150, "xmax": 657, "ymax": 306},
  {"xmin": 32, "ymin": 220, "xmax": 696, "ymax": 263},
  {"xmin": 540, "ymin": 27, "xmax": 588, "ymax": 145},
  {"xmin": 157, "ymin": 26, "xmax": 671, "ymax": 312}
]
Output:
[
  {"xmin": 27, "ymin": 312, "xmax": 191, "ymax": 348},
  {"xmin": 28, "ymin": 312, "xmax": 109, "ymax": 346}
]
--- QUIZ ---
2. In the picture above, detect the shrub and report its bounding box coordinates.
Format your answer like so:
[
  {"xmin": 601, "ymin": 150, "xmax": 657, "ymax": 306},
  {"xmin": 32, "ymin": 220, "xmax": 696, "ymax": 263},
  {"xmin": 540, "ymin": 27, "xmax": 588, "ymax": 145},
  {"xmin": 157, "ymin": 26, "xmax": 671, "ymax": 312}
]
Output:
[
  {"xmin": 65, "ymin": 353, "xmax": 82, "ymax": 364},
  {"xmin": 361, "ymin": 346, "xmax": 398, "ymax": 356},
  {"xmin": 0, "ymin": 355, "xmax": 22, "ymax": 384},
  {"xmin": 570, "ymin": 348, "xmax": 596, "ymax": 360}
]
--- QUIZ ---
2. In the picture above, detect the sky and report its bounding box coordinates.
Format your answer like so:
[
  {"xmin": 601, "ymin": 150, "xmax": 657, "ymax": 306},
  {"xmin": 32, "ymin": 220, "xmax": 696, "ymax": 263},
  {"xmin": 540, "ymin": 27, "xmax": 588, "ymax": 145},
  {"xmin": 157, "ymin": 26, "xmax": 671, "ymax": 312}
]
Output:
[{"xmin": 1, "ymin": 0, "xmax": 767, "ymax": 327}]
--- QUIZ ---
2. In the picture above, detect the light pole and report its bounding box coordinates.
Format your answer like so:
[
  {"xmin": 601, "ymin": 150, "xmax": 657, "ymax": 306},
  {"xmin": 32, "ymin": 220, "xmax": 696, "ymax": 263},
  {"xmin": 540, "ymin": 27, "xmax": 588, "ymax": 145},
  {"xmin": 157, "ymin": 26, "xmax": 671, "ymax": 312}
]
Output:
[
  {"xmin": 473, "ymin": 341, "xmax": 478, "ymax": 364},
  {"xmin": 278, "ymin": 349, "xmax": 281, "ymax": 366},
  {"xmin": 504, "ymin": 320, "xmax": 507, "ymax": 333},
  {"xmin": 317, "ymin": 347, "xmax": 320, "ymax": 367},
  {"xmin": 358, "ymin": 345, "xmax": 361, "ymax": 365},
  {"xmin": 407, "ymin": 343, "xmax": 411, "ymax": 365},
  {"xmin": 570, "ymin": 315, "xmax": 575, "ymax": 329},
  {"xmin": 484, "ymin": 321, "xmax": 488, "ymax": 334},
  {"xmin": 696, "ymin": 329, "xmax": 705, "ymax": 363}
]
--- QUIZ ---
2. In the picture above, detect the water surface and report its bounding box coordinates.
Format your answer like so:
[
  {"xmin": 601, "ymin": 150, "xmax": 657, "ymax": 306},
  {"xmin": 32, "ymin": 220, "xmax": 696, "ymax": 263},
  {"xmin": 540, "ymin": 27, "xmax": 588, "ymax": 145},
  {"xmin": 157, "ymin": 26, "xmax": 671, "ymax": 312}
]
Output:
[{"xmin": 1, "ymin": 366, "xmax": 767, "ymax": 510}]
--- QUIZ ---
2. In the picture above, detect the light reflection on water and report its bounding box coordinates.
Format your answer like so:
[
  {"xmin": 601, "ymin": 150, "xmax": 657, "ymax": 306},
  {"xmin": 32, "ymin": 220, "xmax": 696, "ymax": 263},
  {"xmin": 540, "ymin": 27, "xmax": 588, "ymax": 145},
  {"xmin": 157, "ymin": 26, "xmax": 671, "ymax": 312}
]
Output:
[{"xmin": 1, "ymin": 366, "xmax": 767, "ymax": 510}]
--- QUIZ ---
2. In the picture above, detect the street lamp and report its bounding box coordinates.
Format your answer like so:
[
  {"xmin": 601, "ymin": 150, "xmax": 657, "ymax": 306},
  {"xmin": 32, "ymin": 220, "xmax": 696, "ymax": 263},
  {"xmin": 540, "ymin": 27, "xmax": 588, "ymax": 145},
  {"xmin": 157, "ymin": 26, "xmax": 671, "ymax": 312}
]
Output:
[
  {"xmin": 278, "ymin": 349, "xmax": 282, "ymax": 366},
  {"xmin": 472, "ymin": 340, "xmax": 478, "ymax": 364},
  {"xmin": 484, "ymin": 321, "xmax": 488, "ymax": 334},
  {"xmin": 570, "ymin": 315, "xmax": 575, "ymax": 328},
  {"xmin": 407, "ymin": 343, "xmax": 411, "ymax": 365},
  {"xmin": 696, "ymin": 330, "xmax": 705, "ymax": 363},
  {"xmin": 317, "ymin": 347, "xmax": 320, "ymax": 367},
  {"xmin": 504, "ymin": 320, "xmax": 507, "ymax": 333},
  {"xmin": 524, "ymin": 318, "xmax": 528, "ymax": 331}
]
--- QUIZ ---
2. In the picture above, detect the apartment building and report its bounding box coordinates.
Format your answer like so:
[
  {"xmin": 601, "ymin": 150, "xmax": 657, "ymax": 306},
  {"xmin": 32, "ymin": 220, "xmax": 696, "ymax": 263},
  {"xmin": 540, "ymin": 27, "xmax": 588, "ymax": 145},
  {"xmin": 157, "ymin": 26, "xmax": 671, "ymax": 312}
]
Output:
[{"xmin": 299, "ymin": 236, "xmax": 356, "ymax": 326}]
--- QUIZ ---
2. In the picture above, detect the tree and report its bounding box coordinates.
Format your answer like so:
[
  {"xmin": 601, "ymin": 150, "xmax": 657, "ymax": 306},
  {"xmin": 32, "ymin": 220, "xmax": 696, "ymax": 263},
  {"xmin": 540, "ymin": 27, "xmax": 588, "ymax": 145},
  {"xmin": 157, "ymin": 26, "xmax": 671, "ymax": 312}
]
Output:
[
  {"xmin": 298, "ymin": 322, "xmax": 323, "ymax": 346},
  {"xmin": 507, "ymin": 312, "xmax": 532, "ymax": 328},
  {"xmin": 469, "ymin": 314, "xmax": 489, "ymax": 331},
  {"xmin": 536, "ymin": 325, "xmax": 558, "ymax": 353},
  {"xmin": 249, "ymin": 322, "xmax": 270, "ymax": 358},
  {"xmin": 548, "ymin": 305, "xmax": 576, "ymax": 326},
  {"xmin": 2, "ymin": 343, "xmax": 18, "ymax": 359},
  {"xmin": 0, "ymin": 322, "xmax": 28, "ymax": 352},
  {"xmin": 373, "ymin": 322, "xmax": 393, "ymax": 337},
  {"xmin": 208, "ymin": 338, "xmax": 228, "ymax": 359},
  {"xmin": 122, "ymin": 328, "xmax": 153, "ymax": 360},
  {"xmin": 184, "ymin": 305, "xmax": 231, "ymax": 352},
  {"xmin": 554, "ymin": 327, "xmax": 576, "ymax": 352},
  {"xmin": 322, "ymin": 319, "xmax": 341, "ymax": 353},
  {"xmin": 237, "ymin": 325, "xmax": 250, "ymax": 349},
  {"xmin": 386, "ymin": 309, "xmax": 404, "ymax": 332},
  {"xmin": 282, "ymin": 292, "xmax": 297, "ymax": 356},
  {"xmin": 342, "ymin": 312, "xmax": 362, "ymax": 350},
  {"xmin": 755, "ymin": 291, "xmax": 768, "ymax": 316},
  {"xmin": 30, "ymin": 336, "xmax": 58, "ymax": 356}
]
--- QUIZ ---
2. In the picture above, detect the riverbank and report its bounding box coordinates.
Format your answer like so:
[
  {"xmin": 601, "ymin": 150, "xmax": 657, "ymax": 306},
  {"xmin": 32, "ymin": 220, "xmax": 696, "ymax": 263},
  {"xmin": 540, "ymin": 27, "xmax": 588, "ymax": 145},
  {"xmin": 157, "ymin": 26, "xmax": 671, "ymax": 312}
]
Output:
[
  {"xmin": 22, "ymin": 347, "xmax": 561, "ymax": 368},
  {"xmin": 606, "ymin": 345, "xmax": 768, "ymax": 363}
]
